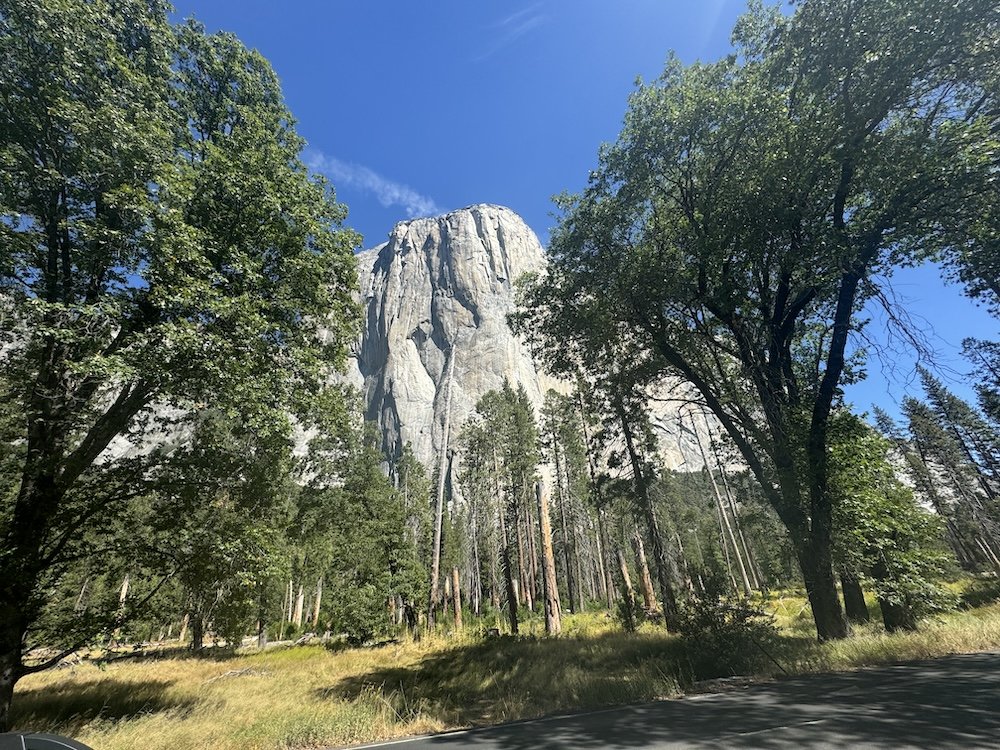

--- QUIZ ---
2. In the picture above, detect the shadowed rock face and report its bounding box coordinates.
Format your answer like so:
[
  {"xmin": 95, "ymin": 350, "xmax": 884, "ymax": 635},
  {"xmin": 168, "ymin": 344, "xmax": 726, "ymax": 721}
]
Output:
[
  {"xmin": 349, "ymin": 204, "xmax": 556, "ymax": 469},
  {"xmin": 348, "ymin": 203, "xmax": 708, "ymax": 473}
]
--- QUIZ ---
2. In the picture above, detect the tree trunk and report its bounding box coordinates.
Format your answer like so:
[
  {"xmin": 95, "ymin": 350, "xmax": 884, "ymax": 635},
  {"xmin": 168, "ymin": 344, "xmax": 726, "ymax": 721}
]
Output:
[
  {"xmin": 878, "ymin": 595, "xmax": 917, "ymax": 633},
  {"xmin": 615, "ymin": 396, "xmax": 680, "ymax": 629},
  {"xmin": 429, "ymin": 344, "xmax": 458, "ymax": 627},
  {"xmin": 451, "ymin": 567, "xmax": 463, "ymax": 630},
  {"xmin": 616, "ymin": 549, "xmax": 635, "ymax": 600},
  {"xmin": 524, "ymin": 493, "xmax": 539, "ymax": 606},
  {"xmin": 515, "ymin": 504, "xmax": 533, "ymax": 612},
  {"xmin": 840, "ymin": 571, "xmax": 870, "ymax": 624},
  {"xmin": 293, "ymin": 584, "xmax": 304, "ymax": 628},
  {"xmin": 191, "ymin": 613, "xmax": 204, "ymax": 651},
  {"xmin": 573, "ymin": 515, "xmax": 587, "ymax": 612},
  {"xmin": 0, "ymin": 634, "xmax": 22, "ymax": 732},
  {"xmin": 871, "ymin": 558, "xmax": 917, "ymax": 632},
  {"xmin": 498, "ymin": 498, "xmax": 519, "ymax": 634},
  {"xmin": 633, "ymin": 532, "xmax": 658, "ymax": 612},
  {"xmin": 690, "ymin": 415, "xmax": 752, "ymax": 596},
  {"xmin": 471, "ymin": 515, "xmax": 482, "ymax": 617},
  {"xmin": 615, "ymin": 548, "xmax": 637, "ymax": 631},
  {"xmin": 598, "ymin": 510, "xmax": 615, "ymax": 609},
  {"xmin": 536, "ymin": 480, "xmax": 562, "ymax": 635},
  {"xmin": 257, "ymin": 586, "xmax": 268, "ymax": 649},
  {"xmin": 796, "ymin": 537, "xmax": 850, "ymax": 641},
  {"xmin": 312, "ymin": 577, "xmax": 323, "ymax": 629},
  {"xmin": 553, "ymin": 440, "xmax": 578, "ymax": 613}
]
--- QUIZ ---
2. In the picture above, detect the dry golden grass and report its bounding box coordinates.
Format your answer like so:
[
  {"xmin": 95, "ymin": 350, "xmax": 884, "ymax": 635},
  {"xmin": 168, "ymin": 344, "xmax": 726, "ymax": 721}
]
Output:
[{"xmin": 12, "ymin": 585, "xmax": 1000, "ymax": 750}]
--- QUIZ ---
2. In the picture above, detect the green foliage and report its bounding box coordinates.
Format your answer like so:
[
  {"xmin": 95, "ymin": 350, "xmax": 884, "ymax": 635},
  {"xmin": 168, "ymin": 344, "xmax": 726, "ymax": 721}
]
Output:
[
  {"xmin": 0, "ymin": 0, "xmax": 359, "ymax": 708},
  {"xmin": 831, "ymin": 412, "xmax": 956, "ymax": 625},
  {"xmin": 675, "ymin": 594, "xmax": 780, "ymax": 679},
  {"xmin": 515, "ymin": 0, "xmax": 999, "ymax": 640},
  {"xmin": 459, "ymin": 382, "xmax": 540, "ymax": 627},
  {"xmin": 298, "ymin": 421, "xmax": 421, "ymax": 644}
]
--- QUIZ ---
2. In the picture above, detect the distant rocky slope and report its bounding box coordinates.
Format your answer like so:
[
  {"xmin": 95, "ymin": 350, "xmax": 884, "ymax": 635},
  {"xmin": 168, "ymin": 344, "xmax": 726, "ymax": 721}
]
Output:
[{"xmin": 347, "ymin": 204, "xmax": 706, "ymax": 472}]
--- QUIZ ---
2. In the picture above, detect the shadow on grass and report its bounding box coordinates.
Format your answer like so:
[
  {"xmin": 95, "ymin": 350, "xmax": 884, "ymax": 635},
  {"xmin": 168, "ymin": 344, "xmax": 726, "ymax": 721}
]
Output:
[
  {"xmin": 959, "ymin": 577, "xmax": 1000, "ymax": 609},
  {"xmin": 98, "ymin": 644, "xmax": 247, "ymax": 665},
  {"xmin": 12, "ymin": 678, "xmax": 198, "ymax": 736},
  {"xmin": 318, "ymin": 630, "xmax": 772, "ymax": 728}
]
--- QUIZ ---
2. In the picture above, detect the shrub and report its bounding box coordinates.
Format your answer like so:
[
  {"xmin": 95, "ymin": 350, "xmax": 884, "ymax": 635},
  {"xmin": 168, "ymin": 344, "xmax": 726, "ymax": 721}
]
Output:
[{"xmin": 676, "ymin": 595, "xmax": 780, "ymax": 679}]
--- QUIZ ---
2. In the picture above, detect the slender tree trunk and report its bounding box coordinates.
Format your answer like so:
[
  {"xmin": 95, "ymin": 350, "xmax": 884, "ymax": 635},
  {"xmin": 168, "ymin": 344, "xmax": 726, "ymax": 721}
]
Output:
[
  {"xmin": 553, "ymin": 440, "xmax": 578, "ymax": 613},
  {"xmin": 615, "ymin": 397, "xmax": 680, "ymax": 628},
  {"xmin": 257, "ymin": 586, "xmax": 268, "ymax": 649},
  {"xmin": 633, "ymin": 532, "xmax": 658, "ymax": 612},
  {"xmin": 711, "ymin": 434, "xmax": 763, "ymax": 590},
  {"xmin": 975, "ymin": 537, "xmax": 1000, "ymax": 574},
  {"xmin": 593, "ymin": 520, "xmax": 609, "ymax": 607},
  {"xmin": 498, "ymin": 500, "xmax": 519, "ymax": 634},
  {"xmin": 471, "ymin": 511, "xmax": 483, "ymax": 616},
  {"xmin": 451, "ymin": 567, "xmax": 463, "ymax": 630},
  {"xmin": 74, "ymin": 577, "xmax": 90, "ymax": 612},
  {"xmin": 616, "ymin": 549, "xmax": 635, "ymax": 600},
  {"xmin": 598, "ymin": 510, "xmax": 615, "ymax": 609},
  {"xmin": 536, "ymin": 480, "xmax": 563, "ymax": 634},
  {"xmin": 179, "ymin": 613, "xmax": 189, "ymax": 643},
  {"xmin": 578, "ymin": 389, "xmax": 614, "ymax": 609},
  {"xmin": 515, "ymin": 504, "xmax": 533, "ymax": 611},
  {"xmin": 525, "ymin": 493, "xmax": 539, "ymax": 605},
  {"xmin": 312, "ymin": 577, "xmax": 323, "ymax": 629},
  {"xmin": 840, "ymin": 571, "xmax": 870, "ymax": 624},
  {"xmin": 615, "ymin": 548, "xmax": 637, "ymax": 631},
  {"xmin": 573, "ymin": 513, "xmax": 587, "ymax": 612},
  {"xmin": 870, "ymin": 558, "xmax": 917, "ymax": 632},
  {"xmin": 429, "ymin": 345, "xmax": 458, "ymax": 627},
  {"xmin": 293, "ymin": 584, "xmax": 304, "ymax": 628},
  {"xmin": 675, "ymin": 531, "xmax": 696, "ymax": 595},
  {"xmin": 691, "ymin": 415, "xmax": 752, "ymax": 596}
]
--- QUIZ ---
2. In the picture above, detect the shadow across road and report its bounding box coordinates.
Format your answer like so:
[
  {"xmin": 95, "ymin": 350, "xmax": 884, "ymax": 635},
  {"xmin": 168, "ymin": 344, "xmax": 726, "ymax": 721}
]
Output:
[{"xmin": 347, "ymin": 651, "xmax": 1000, "ymax": 749}]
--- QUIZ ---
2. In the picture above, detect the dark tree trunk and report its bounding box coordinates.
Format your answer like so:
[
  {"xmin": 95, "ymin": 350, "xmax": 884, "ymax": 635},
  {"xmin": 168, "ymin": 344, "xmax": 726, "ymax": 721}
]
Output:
[
  {"xmin": 871, "ymin": 559, "xmax": 917, "ymax": 632},
  {"xmin": 796, "ymin": 538, "xmax": 850, "ymax": 641},
  {"xmin": 840, "ymin": 571, "xmax": 870, "ymax": 624},
  {"xmin": 0, "ymin": 642, "xmax": 21, "ymax": 733},
  {"xmin": 878, "ymin": 596, "xmax": 917, "ymax": 633},
  {"xmin": 190, "ymin": 613, "xmax": 204, "ymax": 651},
  {"xmin": 498, "ymin": 502, "xmax": 519, "ymax": 634}
]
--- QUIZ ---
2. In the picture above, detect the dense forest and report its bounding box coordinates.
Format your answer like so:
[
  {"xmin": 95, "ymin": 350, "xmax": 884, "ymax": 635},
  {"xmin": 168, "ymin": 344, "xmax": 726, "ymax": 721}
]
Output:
[{"xmin": 1, "ymin": 0, "xmax": 998, "ymax": 738}]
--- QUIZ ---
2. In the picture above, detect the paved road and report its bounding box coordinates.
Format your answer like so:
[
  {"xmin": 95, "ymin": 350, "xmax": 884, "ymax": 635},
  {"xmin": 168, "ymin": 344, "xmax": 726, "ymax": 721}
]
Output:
[{"xmin": 343, "ymin": 651, "xmax": 1000, "ymax": 749}]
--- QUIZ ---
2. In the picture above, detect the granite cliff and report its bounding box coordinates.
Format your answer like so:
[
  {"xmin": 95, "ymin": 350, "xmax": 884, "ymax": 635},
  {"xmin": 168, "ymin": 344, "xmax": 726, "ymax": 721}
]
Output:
[{"xmin": 348, "ymin": 204, "xmax": 706, "ymax": 472}]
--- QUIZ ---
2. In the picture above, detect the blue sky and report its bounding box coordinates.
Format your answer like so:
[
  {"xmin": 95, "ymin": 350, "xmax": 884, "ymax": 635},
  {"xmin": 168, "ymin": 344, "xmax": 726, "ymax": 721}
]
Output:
[{"xmin": 170, "ymin": 0, "xmax": 995, "ymax": 419}]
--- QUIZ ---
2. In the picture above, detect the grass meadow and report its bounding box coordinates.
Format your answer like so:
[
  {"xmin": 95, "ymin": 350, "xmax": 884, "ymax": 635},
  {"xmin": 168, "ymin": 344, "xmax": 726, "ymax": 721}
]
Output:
[{"xmin": 12, "ymin": 582, "xmax": 1000, "ymax": 750}]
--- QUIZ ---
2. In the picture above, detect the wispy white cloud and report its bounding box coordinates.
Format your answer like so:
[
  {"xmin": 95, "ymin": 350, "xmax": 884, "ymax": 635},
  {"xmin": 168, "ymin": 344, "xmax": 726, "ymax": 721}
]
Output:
[
  {"xmin": 476, "ymin": 4, "xmax": 546, "ymax": 61},
  {"xmin": 305, "ymin": 150, "xmax": 441, "ymax": 218}
]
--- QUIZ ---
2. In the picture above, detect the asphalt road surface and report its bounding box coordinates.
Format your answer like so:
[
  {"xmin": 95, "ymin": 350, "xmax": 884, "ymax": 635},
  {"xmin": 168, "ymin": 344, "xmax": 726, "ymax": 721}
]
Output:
[{"xmin": 343, "ymin": 651, "xmax": 1000, "ymax": 749}]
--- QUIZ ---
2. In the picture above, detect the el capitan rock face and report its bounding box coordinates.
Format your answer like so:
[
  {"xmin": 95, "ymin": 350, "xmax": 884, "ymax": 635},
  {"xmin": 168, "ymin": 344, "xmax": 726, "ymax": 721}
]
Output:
[
  {"xmin": 349, "ymin": 204, "xmax": 556, "ymax": 468},
  {"xmin": 349, "ymin": 203, "xmax": 707, "ymax": 473}
]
